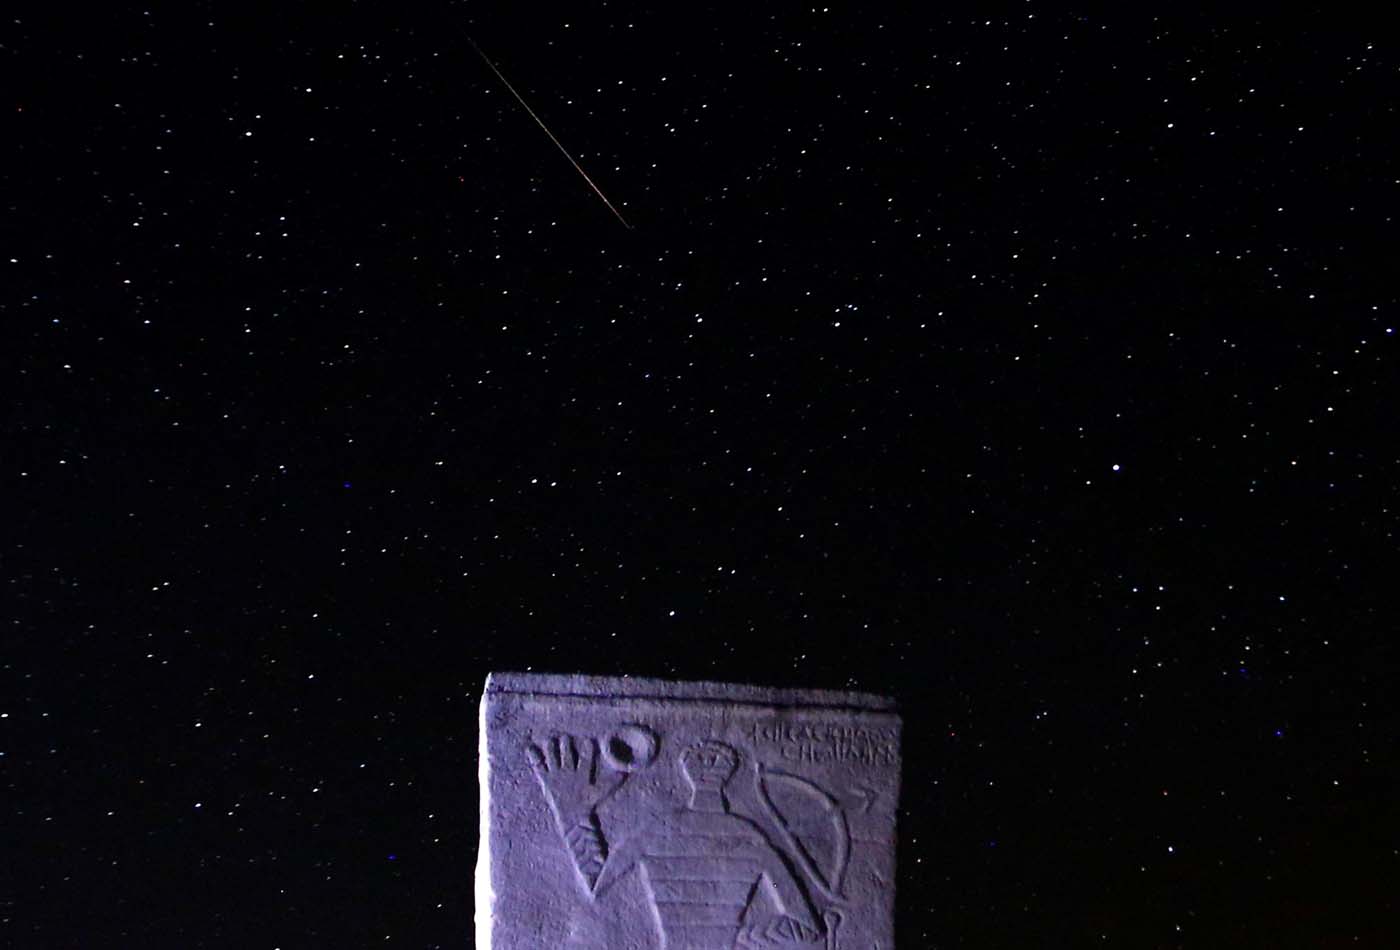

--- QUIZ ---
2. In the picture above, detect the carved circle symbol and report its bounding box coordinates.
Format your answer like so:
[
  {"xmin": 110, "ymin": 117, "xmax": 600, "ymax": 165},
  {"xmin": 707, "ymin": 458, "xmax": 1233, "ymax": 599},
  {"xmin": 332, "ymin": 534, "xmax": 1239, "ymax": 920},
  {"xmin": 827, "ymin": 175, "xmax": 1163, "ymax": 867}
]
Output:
[{"xmin": 602, "ymin": 724, "xmax": 658, "ymax": 772}]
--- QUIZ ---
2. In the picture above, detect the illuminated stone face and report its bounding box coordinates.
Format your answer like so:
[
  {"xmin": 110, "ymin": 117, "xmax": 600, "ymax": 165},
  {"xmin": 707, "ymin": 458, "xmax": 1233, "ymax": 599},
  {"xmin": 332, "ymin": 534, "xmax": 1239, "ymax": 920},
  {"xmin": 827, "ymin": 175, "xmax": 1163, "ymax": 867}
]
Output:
[{"xmin": 476, "ymin": 672, "xmax": 901, "ymax": 950}]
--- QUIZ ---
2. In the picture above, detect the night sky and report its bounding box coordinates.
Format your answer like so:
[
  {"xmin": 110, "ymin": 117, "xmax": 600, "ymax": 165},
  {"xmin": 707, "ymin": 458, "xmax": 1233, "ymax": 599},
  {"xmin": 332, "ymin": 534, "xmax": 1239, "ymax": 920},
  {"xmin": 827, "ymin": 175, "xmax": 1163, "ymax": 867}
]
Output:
[{"xmin": 8, "ymin": 5, "xmax": 1397, "ymax": 947}]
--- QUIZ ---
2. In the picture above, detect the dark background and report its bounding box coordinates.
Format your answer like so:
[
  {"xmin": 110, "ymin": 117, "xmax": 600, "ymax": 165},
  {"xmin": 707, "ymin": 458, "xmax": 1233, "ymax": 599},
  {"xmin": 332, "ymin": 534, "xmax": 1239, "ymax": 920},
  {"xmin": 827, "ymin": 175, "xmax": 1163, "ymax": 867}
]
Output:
[{"xmin": 6, "ymin": 4, "xmax": 1396, "ymax": 947}]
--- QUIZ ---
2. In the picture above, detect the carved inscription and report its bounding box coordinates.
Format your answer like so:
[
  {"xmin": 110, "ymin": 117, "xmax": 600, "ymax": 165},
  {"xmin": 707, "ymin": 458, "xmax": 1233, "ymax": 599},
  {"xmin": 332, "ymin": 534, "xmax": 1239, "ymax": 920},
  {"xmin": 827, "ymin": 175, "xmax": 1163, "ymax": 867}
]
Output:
[{"xmin": 748, "ymin": 721, "xmax": 898, "ymax": 768}]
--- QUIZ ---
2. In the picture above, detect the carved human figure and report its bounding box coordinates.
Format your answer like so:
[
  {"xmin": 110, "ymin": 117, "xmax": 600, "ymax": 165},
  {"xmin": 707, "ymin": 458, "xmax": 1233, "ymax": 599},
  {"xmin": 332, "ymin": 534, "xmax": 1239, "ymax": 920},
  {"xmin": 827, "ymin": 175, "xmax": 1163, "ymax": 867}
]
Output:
[{"xmin": 528, "ymin": 737, "xmax": 824, "ymax": 949}]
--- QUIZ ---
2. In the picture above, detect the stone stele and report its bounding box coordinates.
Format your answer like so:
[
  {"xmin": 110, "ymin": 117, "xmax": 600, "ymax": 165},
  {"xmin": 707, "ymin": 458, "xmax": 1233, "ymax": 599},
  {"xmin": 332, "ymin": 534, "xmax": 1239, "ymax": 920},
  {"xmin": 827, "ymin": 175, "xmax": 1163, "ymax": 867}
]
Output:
[{"xmin": 476, "ymin": 672, "xmax": 901, "ymax": 949}]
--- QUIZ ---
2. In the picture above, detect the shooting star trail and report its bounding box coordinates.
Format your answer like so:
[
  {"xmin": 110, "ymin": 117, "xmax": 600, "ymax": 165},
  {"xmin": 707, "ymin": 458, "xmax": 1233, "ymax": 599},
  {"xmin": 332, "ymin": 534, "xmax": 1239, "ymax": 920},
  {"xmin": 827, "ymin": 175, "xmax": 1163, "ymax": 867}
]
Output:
[{"xmin": 466, "ymin": 35, "xmax": 633, "ymax": 229}]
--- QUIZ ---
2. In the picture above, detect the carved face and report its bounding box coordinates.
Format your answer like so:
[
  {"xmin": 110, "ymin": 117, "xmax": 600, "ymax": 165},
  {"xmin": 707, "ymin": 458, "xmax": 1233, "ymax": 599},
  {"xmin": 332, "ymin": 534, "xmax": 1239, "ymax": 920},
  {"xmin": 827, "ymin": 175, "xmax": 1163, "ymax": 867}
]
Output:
[{"xmin": 680, "ymin": 741, "xmax": 739, "ymax": 789}]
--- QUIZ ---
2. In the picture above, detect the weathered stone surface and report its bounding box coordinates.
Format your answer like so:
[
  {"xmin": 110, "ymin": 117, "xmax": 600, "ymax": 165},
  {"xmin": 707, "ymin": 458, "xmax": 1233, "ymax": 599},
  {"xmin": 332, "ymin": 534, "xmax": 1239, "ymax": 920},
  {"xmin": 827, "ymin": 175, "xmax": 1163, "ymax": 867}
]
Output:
[{"xmin": 476, "ymin": 672, "xmax": 901, "ymax": 949}]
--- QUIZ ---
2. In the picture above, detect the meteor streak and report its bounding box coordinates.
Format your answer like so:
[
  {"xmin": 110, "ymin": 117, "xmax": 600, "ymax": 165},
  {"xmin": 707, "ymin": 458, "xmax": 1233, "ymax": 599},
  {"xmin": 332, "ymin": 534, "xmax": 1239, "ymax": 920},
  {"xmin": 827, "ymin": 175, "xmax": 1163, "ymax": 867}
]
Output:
[{"xmin": 467, "ymin": 35, "xmax": 633, "ymax": 229}]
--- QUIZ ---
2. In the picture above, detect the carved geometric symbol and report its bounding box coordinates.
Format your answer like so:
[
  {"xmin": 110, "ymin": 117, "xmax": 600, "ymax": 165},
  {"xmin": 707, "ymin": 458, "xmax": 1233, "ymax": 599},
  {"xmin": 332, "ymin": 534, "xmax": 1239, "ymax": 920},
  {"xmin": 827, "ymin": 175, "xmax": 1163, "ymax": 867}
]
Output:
[
  {"xmin": 735, "ymin": 912, "xmax": 824, "ymax": 947},
  {"xmin": 602, "ymin": 722, "xmax": 659, "ymax": 773}
]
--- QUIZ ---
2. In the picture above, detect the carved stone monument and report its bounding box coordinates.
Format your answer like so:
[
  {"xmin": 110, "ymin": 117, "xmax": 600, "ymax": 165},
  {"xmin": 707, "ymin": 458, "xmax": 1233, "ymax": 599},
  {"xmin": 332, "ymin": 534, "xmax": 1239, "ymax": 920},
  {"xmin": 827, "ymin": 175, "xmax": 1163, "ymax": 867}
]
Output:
[{"xmin": 476, "ymin": 672, "xmax": 901, "ymax": 949}]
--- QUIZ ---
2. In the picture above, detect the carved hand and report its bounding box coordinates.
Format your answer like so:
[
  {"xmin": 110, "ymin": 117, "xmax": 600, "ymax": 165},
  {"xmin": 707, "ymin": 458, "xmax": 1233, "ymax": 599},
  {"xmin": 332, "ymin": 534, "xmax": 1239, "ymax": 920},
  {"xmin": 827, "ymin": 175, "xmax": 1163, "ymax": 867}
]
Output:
[
  {"xmin": 526, "ymin": 734, "xmax": 621, "ymax": 827},
  {"xmin": 527, "ymin": 735, "xmax": 624, "ymax": 893}
]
